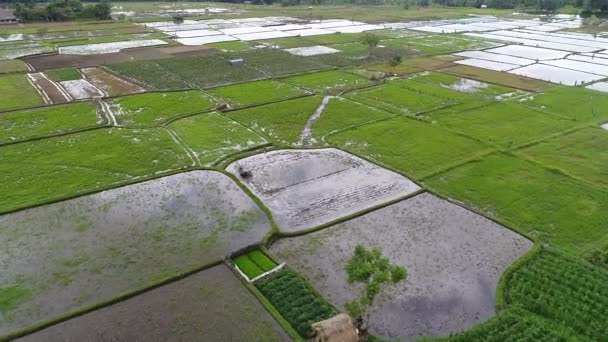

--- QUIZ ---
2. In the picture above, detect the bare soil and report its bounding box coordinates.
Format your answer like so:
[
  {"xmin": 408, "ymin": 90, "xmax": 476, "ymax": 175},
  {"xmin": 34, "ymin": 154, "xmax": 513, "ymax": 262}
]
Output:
[
  {"xmin": 269, "ymin": 193, "xmax": 533, "ymax": 341},
  {"xmin": 16, "ymin": 265, "xmax": 290, "ymax": 342},
  {"xmin": 0, "ymin": 171, "xmax": 272, "ymax": 336},
  {"xmin": 226, "ymin": 148, "xmax": 420, "ymax": 232},
  {"xmin": 27, "ymin": 72, "xmax": 70, "ymax": 104},
  {"xmin": 81, "ymin": 67, "xmax": 144, "ymax": 97}
]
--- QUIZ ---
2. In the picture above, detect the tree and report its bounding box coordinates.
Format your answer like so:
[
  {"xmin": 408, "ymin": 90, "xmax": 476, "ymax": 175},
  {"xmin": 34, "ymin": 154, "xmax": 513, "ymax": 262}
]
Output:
[
  {"xmin": 360, "ymin": 33, "xmax": 380, "ymax": 57},
  {"xmin": 388, "ymin": 55, "xmax": 402, "ymax": 74},
  {"xmin": 344, "ymin": 244, "xmax": 407, "ymax": 332}
]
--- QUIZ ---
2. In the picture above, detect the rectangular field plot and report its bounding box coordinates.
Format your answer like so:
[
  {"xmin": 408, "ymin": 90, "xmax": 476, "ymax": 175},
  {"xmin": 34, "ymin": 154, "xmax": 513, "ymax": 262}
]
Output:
[
  {"xmin": 0, "ymin": 74, "xmax": 45, "ymax": 112},
  {"xmin": 14, "ymin": 265, "xmax": 287, "ymax": 342},
  {"xmin": 105, "ymin": 60, "xmax": 190, "ymax": 91},
  {"xmin": 454, "ymin": 50, "xmax": 535, "ymax": 66},
  {"xmin": 80, "ymin": 67, "xmax": 144, "ymax": 97},
  {"xmin": 485, "ymin": 45, "xmax": 569, "ymax": 60},
  {"xmin": 269, "ymin": 193, "xmax": 532, "ymax": 340},
  {"xmin": 346, "ymin": 83, "xmax": 455, "ymax": 115},
  {"xmin": 281, "ymin": 70, "xmax": 372, "ymax": 94},
  {"xmin": 441, "ymin": 65, "xmax": 552, "ymax": 92},
  {"xmin": 509, "ymin": 64, "xmax": 605, "ymax": 86},
  {"xmin": 517, "ymin": 127, "xmax": 608, "ymax": 188},
  {"xmin": 426, "ymin": 153, "xmax": 608, "ymax": 255},
  {"xmin": 169, "ymin": 112, "xmax": 268, "ymax": 166},
  {"xmin": 227, "ymin": 48, "xmax": 328, "ymax": 77},
  {"xmin": 0, "ymin": 128, "xmax": 193, "ymax": 213},
  {"xmin": 427, "ymin": 102, "xmax": 574, "ymax": 148},
  {"xmin": 454, "ymin": 58, "xmax": 519, "ymax": 72},
  {"xmin": 310, "ymin": 97, "xmax": 393, "ymax": 144},
  {"xmin": 0, "ymin": 60, "xmax": 28, "ymax": 74},
  {"xmin": 208, "ymin": 79, "xmax": 307, "ymax": 107},
  {"xmin": 225, "ymin": 96, "xmax": 323, "ymax": 145},
  {"xmin": 408, "ymin": 71, "xmax": 521, "ymax": 99},
  {"xmin": 226, "ymin": 149, "xmax": 420, "ymax": 232},
  {"xmin": 0, "ymin": 102, "xmax": 101, "ymax": 144},
  {"xmin": 326, "ymin": 116, "xmax": 493, "ymax": 179},
  {"xmin": 386, "ymin": 35, "xmax": 499, "ymax": 55},
  {"xmin": 109, "ymin": 90, "xmax": 217, "ymax": 127},
  {"xmin": 156, "ymin": 54, "xmax": 267, "ymax": 88},
  {"xmin": 517, "ymin": 86, "xmax": 608, "ymax": 124}
]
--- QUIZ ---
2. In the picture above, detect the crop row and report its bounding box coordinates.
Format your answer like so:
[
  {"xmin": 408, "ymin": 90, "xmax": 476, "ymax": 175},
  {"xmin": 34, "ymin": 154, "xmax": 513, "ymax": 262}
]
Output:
[
  {"xmin": 233, "ymin": 250, "xmax": 277, "ymax": 280},
  {"xmin": 506, "ymin": 250, "xmax": 608, "ymax": 340},
  {"xmin": 255, "ymin": 269, "xmax": 336, "ymax": 337}
]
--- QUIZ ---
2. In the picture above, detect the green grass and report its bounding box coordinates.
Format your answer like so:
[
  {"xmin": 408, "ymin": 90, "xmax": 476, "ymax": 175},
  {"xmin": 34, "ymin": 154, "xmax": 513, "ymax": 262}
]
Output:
[
  {"xmin": 45, "ymin": 68, "xmax": 82, "ymax": 82},
  {"xmin": 207, "ymin": 40, "xmax": 251, "ymax": 52},
  {"xmin": 169, "ymin": 112, "xmax": 268, "ymax": 165},
  {"xmin": 425, "ymin": 153, "xmax": 608, "ymax": 255},
  {"xmin": 518, "ymin": 86, "xmax": 608, "ymax": 124},
  {"xmin": 0, "ymin": 74, "xmax": 45, "ymax": 112},
  {"xmin": 408, "ymin": 71, "xmax": 519, "ymax": 99},
  {"xmin": 255, "ymin": 268, "xmax": 336, "ymax": 338},
  {"xmin": 389, "ymin": 34, "xmax": 497, "ymax": 55},
  {"xmin": 0, "ymin": 282, "xmax": 32, "ymax": 315},
  {"xmin": 0, "ymin": 60, "xmax": 28, "ymax": 74},
  {"xmin": 281, "ymin": 70, "xmax": 372, "ymax": 94},
  {"xmin": 311, "ymin": 97, "xmax": 393, "ymax": 143},
  {"xmin": 110, "ymin": 90, "xmax": 217, "ymax": 127},
  {"xmin": 0, "ymin": 128, "xmax": 192, "ymax": 214},
  {"xmin": 442, "ymin": 307, "xmax": 583, "ymax": 341},
  {"xmin": 0, "ymin": 102, "xmax": 100, "ymax": 144},
  {"xmin": 247, "ymin": 250, "xmax": 277, "ymax": 272},
  {"xmin": 157, "ymin": 54, "xmax": 266, "ymax": 88},
  {"xmin": 105, "ymin": 60, "xmax": 190, "ymax": 91},
  {"xmin": 426, "ymin": 102, "xmax": 575, "ymax": 149},
  {"xmin": 234, "ymin": 255, "xmax": 264, "ymax": 279},
  {"xmin": 507, "ymin": 249, "xmax": 608, "ymax": 340},
  {"xmin": 329, "ymin": 42, "xmax": 370, "ymax": 58},
  {"xmin": 517, "ymin": 127, "xmax": 608, "ymax": 188},
  {"xmin": 225, "ymin": 96, "xmax": 322, "ymax": 145},
  {"xmin": 228, "ymin": 48, "xmax": 329, "ymax": 77},
  {"xmin": 347, "ymin": 83, "xmax": 455, "ymax": 114},
  {"xmin": 208, "ymin": 80, "xmax": 307, "ymax": 107},
  {"xmin": 326, "ymin": 116, "xmax": 492, "ymax": 179}
]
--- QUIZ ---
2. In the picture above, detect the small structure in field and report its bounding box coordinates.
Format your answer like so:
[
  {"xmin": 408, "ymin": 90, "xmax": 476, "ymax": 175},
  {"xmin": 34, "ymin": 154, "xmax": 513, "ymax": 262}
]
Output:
[
  {"xmin": 0, "ymin": 9, "xmax": 18, "ymax": 25},
  {"xmin": 312, "ymin": 314, "xmax": 359, "ymax": 342},
  {"xmin": 229, "ymin": 58, "xmax": 245, "ymax": 66}
]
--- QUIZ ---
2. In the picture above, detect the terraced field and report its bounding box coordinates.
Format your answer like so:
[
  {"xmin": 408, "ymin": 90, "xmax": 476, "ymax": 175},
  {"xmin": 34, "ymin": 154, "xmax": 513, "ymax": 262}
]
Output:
[{"xmin": 1, "ymin": 8, "xmax": 607, "ymax": 342}]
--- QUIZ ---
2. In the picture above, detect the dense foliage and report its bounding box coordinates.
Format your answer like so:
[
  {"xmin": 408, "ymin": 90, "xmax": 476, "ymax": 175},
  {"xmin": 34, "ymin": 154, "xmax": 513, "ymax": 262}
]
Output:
[
  {"xmin": 507, "ymin": 250, "xmax": 608, "ymax": 340},
  {"xmin": 255, "ymin": 269, "xmax": 336, "ymax": 337},
  {"xmin": 14, "ymin": 0, "xmax": 111, "ymax": 22}
]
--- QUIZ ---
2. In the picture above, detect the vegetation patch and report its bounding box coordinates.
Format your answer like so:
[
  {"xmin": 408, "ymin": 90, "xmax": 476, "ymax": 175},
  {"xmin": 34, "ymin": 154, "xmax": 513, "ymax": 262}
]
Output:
[
  {"xmin": 105, "ymin": 60, "xmax": 190, "ymax": 91},
  {"xmin": 425, "ymin": 153, "xmax": 608, "ymax": 255},
  {"xmin": 281, "ymin": 70, "xmax": 372, "ymax": 94},
  {"xmin": 506, "ymin": 249, "xmax": 608, "ymax": 340},
  {"xmin": 0, "ymin": 74, "xmax": 45, "ymax": 112},
  {"xmin": 207, "ymin": 41, "xmax": 251, "ymax": 52},
  {"xmin": 0, "ymin": 102, "xmax": 100, "ymax": 144},
  {"xmin": 225, "ymin": 96, "xmax": 322, "ymax": 145},
  {"xmin": 208, "ymin": 80, "xmax": 307, "ymax": 108},
  {"xmin": 0, "ymin": 60, "xmax": 28, "ymax": 74},
  {"xmin": 110, "ymin": 90, "xmax": 217, "ymax": 127},
  {"xmin": 234, "ymin": 250, "xmax": 277, "ymax": 280},
  {"xmin": 169, "ymin": 112, "xmax": 268, "ymax": 166},
  {"xmin": 45, "ymin": 68, "xmax": 81, "ymax": 82},
  {"xmin": 0, "ymin": 128, "xmax": 192, "ymax": 213},
  {"xmin": 426, "ymin": 102, "xmax": 575, "ymax": 149},
  {"xmin": 255, "ymin": 268, "xmax": 337, "ymax": 338},
  {"xmin": 227, "ymin": 48, "xmax": 329, "ymax": 77},
  {"xmin": 327, "ymin": 116, "xmax": 492, "ymax": 179},
  {"xmin": 517, "ymin": 127, "xmax": 608, "ymax": 188}
]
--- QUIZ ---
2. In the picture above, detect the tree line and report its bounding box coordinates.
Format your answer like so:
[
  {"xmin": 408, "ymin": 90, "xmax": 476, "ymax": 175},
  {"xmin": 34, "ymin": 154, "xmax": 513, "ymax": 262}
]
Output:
[{"xmin": 13, "ymin": 0, "xmax": 112, "ymax": 22}]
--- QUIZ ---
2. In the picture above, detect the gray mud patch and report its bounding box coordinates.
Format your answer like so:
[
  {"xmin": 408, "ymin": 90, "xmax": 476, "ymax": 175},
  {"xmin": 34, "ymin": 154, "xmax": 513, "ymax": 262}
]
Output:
[
  {"xmin": 0, "ymin": 171, "xmax": 271, "ymax": 336},
  {"xmin": 226, "ymin": 148, "xmax": 420, "ymax": 232},
  {"xmin": 16, "ymin": 265, "xmax": 289, "ymax": 342},
  {"xmin": 269, "ymin": 193, "xmax": 532, "ymax": 341}
]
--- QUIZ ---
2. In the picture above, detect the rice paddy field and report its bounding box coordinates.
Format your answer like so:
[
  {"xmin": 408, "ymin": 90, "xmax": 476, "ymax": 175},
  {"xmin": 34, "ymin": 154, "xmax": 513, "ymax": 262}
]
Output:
[{"xmin": 1, "ymin": 4, "xmax": 608, "ymax": 342}]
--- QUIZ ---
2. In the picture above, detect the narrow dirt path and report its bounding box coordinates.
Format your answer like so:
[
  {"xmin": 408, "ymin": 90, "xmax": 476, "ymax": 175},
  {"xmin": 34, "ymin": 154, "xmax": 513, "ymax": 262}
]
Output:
[{"xmin": 298, "ymin": 95, "xmax": 336, "ymax": 147}]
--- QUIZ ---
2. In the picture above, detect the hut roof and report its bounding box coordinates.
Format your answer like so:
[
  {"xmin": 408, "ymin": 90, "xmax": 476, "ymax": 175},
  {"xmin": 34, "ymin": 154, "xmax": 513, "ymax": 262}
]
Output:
[
  {"xmin": 0, "ymin": 9, "xmax": 16, "ymax": 21},
  {"xmin": 312, "ymin": 313, "xmax": 359, "ymax": 342}
]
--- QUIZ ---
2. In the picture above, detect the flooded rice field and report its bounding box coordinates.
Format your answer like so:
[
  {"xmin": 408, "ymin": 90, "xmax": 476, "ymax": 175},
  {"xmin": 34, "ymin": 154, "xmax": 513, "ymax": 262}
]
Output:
[
  {"xmin": 269, "ymin": 193, "xmax": 532, "ymax": 341},
  {"xmin": 226, "ymin": 148, "xmax": 420, "ymax": 232},
  {"xmin": 0, "ymin": 171, "xmax": 271, "ymax": 335},
  {"xmin": 16, "ymin": 265, "xmax": 289, "ymax": 342}
]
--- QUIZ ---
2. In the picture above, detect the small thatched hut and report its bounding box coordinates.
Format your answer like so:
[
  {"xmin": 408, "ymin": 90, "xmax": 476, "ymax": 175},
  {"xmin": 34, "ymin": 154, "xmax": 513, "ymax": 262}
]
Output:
[{"xmin": 311, "ymin": 313, "xmax": 359, "ymax": 342}]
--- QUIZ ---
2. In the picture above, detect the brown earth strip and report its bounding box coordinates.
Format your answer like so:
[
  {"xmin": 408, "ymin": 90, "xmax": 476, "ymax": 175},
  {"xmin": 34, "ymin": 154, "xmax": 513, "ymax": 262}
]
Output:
[
  {"xmin": 80, "ymin": 67, "xmax": 144, "ymax": 97},
  {"xmin": 439, "ymin": 64, "xmax": 553, "ymax": 92},
  {"xmin": 28, "ymin": 72, "xmax": 70, "ymax": 104}
]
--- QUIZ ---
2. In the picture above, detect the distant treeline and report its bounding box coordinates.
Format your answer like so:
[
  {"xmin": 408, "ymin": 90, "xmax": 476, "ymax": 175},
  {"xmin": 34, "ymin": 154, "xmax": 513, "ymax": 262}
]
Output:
[{"xmin": 10, "ymin": 0, "xmax": 112, "ymax": 22}]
